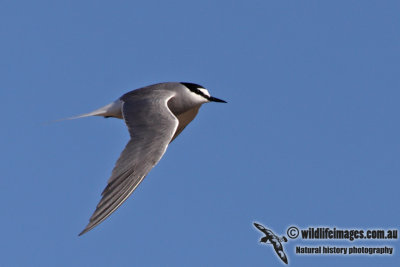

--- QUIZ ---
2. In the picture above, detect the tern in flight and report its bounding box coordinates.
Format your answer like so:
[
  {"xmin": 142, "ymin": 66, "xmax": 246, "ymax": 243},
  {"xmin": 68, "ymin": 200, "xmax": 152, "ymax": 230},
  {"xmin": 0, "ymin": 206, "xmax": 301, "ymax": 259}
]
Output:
[{"xmin": 67, "ymin": 82, "xmax": 226, "ymax": 235}]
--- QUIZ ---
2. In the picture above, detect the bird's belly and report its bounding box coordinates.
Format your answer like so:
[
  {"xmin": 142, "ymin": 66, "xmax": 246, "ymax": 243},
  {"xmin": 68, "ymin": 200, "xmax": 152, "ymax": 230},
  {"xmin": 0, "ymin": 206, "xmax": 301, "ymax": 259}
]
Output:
[{"xmin": 170, "ymin": 106, "xmax": 200, "ymax": 142}]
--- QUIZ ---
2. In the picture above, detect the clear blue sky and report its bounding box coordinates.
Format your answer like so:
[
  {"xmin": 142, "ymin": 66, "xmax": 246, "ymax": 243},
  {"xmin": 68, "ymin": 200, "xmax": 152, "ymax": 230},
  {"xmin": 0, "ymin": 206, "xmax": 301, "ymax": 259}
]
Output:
[{"xmin": 1, "ymin": 1, "xmax": 399, "ymax": 266}]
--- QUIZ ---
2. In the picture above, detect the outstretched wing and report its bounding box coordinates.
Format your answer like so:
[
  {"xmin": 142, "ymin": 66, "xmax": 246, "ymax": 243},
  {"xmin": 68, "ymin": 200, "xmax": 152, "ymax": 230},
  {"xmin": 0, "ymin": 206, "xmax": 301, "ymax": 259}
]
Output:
[
  {"xmin": 254, "ymin": 222, "xmax": 269, "ymax": 235},
  {"xmin": 79, "ymin": 90, "xmax": 178, "ymax": 235},
  {"xmin": 273, "ymin": 242, "xmax": 289, "ymax": 264}
]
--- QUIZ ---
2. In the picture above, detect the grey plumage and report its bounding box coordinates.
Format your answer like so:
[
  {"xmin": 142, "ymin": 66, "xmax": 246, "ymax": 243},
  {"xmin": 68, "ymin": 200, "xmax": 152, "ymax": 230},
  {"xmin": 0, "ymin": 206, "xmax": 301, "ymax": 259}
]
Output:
[{"xmin": 76, "ymin": 82, "xmax": 226, "ymax": 235}]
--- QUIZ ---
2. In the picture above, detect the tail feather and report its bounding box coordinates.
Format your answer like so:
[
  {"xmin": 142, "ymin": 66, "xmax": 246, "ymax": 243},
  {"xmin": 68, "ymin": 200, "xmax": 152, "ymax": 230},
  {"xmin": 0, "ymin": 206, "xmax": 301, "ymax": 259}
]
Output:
[{"xmin": 51, "ymin": 100, "xmax": 123, "ymax": 123}]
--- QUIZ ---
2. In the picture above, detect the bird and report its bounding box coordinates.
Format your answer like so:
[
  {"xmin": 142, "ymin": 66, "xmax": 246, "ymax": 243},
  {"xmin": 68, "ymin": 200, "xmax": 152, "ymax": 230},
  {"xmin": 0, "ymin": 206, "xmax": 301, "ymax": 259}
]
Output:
[
  {"xmin": 253, "ymin": 222, "xmax": 289, "ymax": 264},
  {"xmin": 69, "ymin": 82, "xmax": 226, "ymax": 236}
]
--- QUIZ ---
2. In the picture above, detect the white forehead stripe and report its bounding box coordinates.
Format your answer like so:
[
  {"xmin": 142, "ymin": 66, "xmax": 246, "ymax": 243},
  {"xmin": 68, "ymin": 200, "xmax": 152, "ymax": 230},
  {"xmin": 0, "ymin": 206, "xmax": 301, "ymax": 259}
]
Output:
[{"xmin": 198, "ymin": 88, "xmax": 210, "ymax": 97}]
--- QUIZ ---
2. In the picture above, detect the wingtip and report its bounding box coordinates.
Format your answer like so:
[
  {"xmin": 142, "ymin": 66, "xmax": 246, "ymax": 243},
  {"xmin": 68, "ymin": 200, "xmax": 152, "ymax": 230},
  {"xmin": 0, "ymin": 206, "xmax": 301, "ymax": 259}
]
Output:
[
  {"xmin": 78, "ymin": 217, "xmax": 106, "ymax": 236},
  {"xmin": 78, "ymin": 224, "xmax": 93, "ymax": 236},
  {"xmin": 78, "ymin": 228, "xmax": 88, "ymax": 236},
  {"xmin": 253, "ymin": 222, "xmax": 261, "ymax": 228}
]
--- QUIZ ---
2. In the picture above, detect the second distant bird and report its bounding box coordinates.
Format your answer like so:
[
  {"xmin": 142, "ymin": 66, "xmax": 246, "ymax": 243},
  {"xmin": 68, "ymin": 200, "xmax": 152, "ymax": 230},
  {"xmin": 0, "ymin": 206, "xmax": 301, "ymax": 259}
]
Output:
[{"xmin": 69, "ymin": 82, "xmax": 226, "ymax": 235}]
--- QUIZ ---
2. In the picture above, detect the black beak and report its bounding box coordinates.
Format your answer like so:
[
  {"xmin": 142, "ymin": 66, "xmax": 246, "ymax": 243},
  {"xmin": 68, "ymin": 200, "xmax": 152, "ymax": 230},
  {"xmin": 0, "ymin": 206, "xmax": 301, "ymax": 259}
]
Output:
[{"xmin": 209, "ymin": 96, "xmax": 227, "ymax": 103}]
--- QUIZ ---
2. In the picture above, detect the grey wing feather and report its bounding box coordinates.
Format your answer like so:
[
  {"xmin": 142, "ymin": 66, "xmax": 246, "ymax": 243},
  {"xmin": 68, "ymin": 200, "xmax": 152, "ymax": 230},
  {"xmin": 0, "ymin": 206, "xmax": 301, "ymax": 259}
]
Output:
[{"xmin": 79, "ymin": 90, "xmax": 178, "ymax": 235}]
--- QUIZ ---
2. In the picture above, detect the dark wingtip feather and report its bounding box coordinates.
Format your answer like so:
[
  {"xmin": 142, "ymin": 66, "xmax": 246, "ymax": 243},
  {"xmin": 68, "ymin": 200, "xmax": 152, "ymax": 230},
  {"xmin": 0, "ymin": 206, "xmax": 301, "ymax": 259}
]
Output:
[{"xmin": 78, "ymin": 226, "xmax": 90, "ymax": 236}]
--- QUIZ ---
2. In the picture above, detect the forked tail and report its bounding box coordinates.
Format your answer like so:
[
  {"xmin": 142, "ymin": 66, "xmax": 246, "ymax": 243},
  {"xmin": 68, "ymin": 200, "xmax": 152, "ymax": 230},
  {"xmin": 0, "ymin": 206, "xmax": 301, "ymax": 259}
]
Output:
[{"xmin": 51, "ymin": 100, "xmax": 123, "ymax": 122}]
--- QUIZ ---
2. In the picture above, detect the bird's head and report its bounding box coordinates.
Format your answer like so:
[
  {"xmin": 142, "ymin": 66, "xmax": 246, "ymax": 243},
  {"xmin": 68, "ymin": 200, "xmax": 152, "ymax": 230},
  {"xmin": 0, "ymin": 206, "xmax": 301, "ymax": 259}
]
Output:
[{"xmin": 181, "ymin": 82, "xmax": 227, "ymax": 104}]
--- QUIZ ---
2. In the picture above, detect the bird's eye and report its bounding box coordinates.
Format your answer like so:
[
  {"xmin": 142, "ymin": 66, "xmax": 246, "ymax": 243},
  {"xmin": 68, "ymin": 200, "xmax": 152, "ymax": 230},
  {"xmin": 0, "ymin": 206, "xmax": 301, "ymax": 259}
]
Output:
[{"xmin": 198, "ymin": 88, "xmax": 210, "ymax": 97}]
